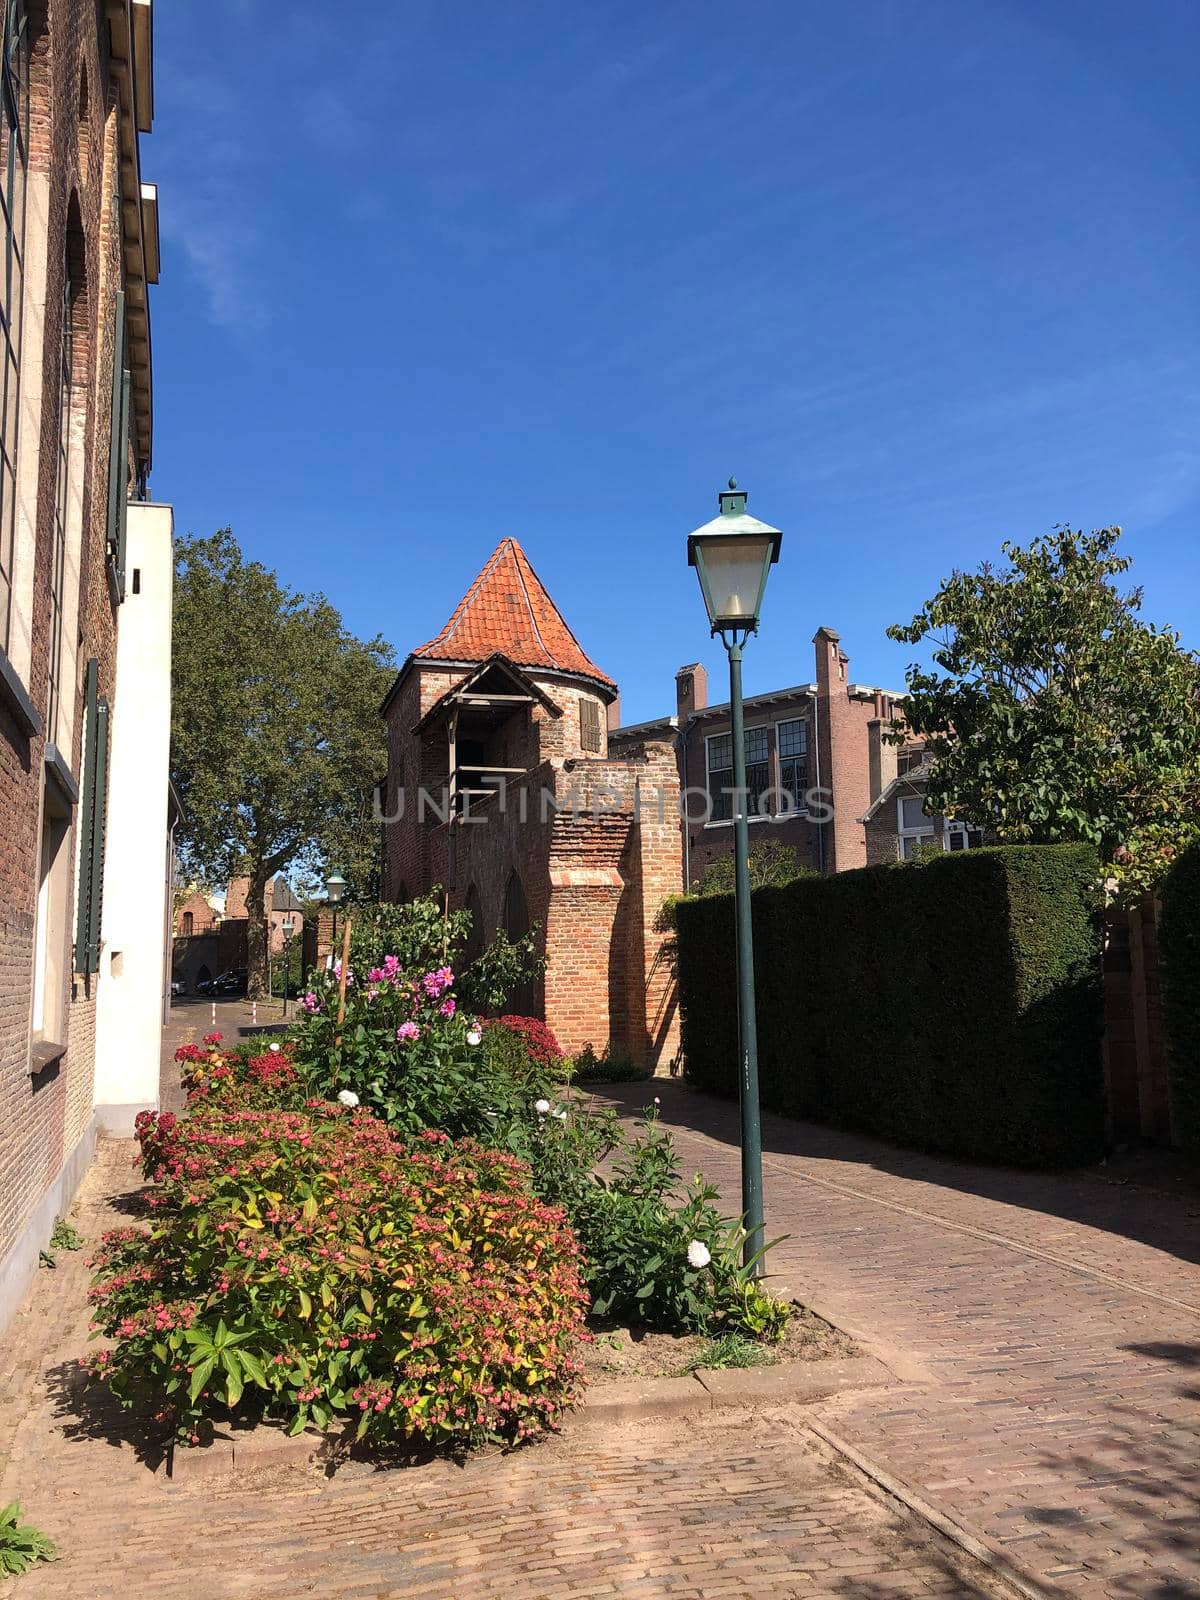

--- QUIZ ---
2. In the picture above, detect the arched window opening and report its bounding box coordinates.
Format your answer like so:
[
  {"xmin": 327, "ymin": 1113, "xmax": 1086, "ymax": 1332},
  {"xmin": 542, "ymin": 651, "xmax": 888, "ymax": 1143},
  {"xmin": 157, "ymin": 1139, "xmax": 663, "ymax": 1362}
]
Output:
[{"xmin": 502, "ymin": 872, "xmax": 536, "ymax": 1017}]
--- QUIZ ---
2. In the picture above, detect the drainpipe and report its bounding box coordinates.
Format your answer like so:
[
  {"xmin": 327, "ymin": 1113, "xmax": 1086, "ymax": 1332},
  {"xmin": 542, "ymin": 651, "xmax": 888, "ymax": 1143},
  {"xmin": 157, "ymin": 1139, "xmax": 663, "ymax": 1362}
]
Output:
[{"xmin": 811, "ymin": 689, "xmax": 825, "ymax": 875}]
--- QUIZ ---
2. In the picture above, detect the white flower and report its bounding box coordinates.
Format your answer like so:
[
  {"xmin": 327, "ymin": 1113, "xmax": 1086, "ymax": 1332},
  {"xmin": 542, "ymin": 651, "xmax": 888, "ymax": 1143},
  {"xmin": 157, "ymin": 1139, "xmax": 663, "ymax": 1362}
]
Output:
[
  {"xmin": 534, "ymin": 1098, "xmax": 551, "ymax": 1116},
  {"xmin": 686, "ymin": 1240, "xmax": 712, "ymax": 1270},
  {"xmin": 653, "ymin": 1096, "xmax": 661, "ymax": 1106},
  {"xmin": 552, "ymin": 1108, "xmax": 567, "ymax": 1121},
  {"xmin": 269, "ymin": 1043, "xmax": 281, "ymax": 1053},
  {"xmin": 466, "ymin": 1027, "xmax": 482, "ymax": 1046},
  {"xmin": 337, "ymin": 1089, "xmax": 360, "ymax": 1108}
]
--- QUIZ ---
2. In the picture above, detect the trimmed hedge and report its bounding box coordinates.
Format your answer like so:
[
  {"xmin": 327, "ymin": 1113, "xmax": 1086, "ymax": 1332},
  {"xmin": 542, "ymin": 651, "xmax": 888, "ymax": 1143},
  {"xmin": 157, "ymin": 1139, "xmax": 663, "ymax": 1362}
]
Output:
[
  {"xmin": 1160, "ymin": 840, "xmax": 1200, "ymax": 1155},
  {"xmin": 677, "ymin": 844, "xmax": 1104, "ymax": 1167}
]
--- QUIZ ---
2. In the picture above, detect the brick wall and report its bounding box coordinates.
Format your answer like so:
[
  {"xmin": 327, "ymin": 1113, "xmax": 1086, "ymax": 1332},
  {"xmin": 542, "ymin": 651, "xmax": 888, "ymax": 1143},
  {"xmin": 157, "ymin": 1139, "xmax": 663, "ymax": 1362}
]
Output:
[{"xmin": 0, "ymin": 0, "xmax": 137, "ymax": 1287}]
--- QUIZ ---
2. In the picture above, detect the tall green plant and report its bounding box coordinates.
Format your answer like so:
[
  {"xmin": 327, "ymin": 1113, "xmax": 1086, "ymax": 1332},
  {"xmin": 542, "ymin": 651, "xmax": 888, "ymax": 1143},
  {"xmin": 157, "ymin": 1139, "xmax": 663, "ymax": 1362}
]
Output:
[{"xmin": 889, "ymin": 526, "xmax": 1200, "ymax": 896}]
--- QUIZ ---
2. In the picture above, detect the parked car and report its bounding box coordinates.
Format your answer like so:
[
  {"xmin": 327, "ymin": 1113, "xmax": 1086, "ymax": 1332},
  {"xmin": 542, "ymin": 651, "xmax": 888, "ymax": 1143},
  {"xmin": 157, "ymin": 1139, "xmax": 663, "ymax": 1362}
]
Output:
[{"xmin": 170, "ymin": 976, "xmax": 186, "ymax": 998}]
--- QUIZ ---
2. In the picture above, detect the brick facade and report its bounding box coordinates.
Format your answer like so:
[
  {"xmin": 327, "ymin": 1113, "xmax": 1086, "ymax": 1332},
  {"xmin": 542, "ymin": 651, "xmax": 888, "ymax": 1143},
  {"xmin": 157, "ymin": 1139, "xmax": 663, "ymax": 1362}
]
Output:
[
  {"xmin": 610, "ymin": 628, "xmax": 902, "ymax": 887},
  {"xmin": 0, "ymin": 0, "xmax": 158, "ymax": 1327}
]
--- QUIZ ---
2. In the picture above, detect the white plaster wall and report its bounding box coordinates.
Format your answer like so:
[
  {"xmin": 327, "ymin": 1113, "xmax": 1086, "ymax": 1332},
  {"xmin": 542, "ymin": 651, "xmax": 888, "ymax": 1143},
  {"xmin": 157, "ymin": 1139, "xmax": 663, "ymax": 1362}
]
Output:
[{"xmin": 93, "ymin": 502, "xmax": 174, "ymax": 1129}]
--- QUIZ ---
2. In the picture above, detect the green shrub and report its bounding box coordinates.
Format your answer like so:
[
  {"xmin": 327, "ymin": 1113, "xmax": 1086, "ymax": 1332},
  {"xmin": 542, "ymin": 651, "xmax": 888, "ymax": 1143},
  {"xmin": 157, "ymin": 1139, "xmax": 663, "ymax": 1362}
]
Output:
[
  {"xmin": 567, "ymin": 1043, "xmax": 650, "ymax": 1084},
  {"xmin": 1160, "ymin": 840, "xmax": 1200, "ymax": 1154},
  {"xmin": 91, "ymin": 1106, "xmax": 587, "ymax": 1448},
  {"xmin": 545, "ymin": 1110, "xmax": 789, "ymax": 1339},
  {"xmin": 290, "ymin": 961, "xmax": 553, "ymax": 1139},
  {"xmin": 0, "ymin": 1502, "xmax": 57, "ymax": 1578},
  {"xmin": 332, "ymin": 893, "xmax": 545, "ymax": 1016},
  {"xmin": 677, "ymin": 844, "xmax": 1104, "ymax": 1166}
]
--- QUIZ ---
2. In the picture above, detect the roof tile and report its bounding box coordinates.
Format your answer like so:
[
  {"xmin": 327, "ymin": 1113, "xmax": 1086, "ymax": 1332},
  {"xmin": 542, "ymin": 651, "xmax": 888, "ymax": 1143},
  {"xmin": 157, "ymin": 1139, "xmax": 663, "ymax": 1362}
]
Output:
[{"xmin": 412, "ymin": 538, "xmax": 615, "ymax": 690}]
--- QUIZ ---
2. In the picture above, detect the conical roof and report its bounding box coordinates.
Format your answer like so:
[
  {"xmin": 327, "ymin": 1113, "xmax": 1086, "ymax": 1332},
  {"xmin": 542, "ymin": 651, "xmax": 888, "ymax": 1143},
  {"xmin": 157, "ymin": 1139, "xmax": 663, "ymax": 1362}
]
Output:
[{"xmin": 411, "ymin": 538, "xmax": 616, "ymax": 694}]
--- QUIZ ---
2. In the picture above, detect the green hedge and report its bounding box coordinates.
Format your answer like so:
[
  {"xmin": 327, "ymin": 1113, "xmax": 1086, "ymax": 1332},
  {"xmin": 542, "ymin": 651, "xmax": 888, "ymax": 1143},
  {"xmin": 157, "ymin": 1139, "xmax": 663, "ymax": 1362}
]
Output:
[
  {"xmin": 676, "ymin": 844, "xmax": 1104, "ymax": 1167},
  {"xmin": 1160, "ymin": 841, "xmax": 1200, "ymax": 1155}
]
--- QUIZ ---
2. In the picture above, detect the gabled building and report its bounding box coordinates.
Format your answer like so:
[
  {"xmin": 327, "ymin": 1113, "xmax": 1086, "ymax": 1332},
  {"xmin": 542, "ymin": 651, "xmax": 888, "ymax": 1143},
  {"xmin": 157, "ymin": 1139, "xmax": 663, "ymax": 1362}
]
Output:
[
  {"xmin": 609, "ymin": 628, "xmax": 906, "ymax": 884},
  {"xmin": 382, "ymin": 539, "xmax": 680, "ymax": 1068}
]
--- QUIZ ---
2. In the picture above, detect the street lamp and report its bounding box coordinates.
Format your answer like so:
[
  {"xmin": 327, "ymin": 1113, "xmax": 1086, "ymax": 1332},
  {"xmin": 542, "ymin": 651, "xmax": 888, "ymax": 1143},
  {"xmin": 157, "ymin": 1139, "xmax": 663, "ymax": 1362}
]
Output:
[
  {"xmin": 324, "ymin": 870, "xmax": 346, "ymax": 968},
  {"xmin": 281, "ymin": 915, "xmax": 296, "ymax": 1016},
  {"xmin": 688, "ymin": 478, "xmax": 781, "ymax": 1272}
]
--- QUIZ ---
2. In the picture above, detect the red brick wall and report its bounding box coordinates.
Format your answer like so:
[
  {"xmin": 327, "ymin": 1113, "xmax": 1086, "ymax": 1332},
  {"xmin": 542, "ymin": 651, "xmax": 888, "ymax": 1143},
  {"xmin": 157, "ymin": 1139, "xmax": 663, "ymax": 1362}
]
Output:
[{"xmin": 0, "ymin": 0, "xmax": 129, "ymax": 1272}]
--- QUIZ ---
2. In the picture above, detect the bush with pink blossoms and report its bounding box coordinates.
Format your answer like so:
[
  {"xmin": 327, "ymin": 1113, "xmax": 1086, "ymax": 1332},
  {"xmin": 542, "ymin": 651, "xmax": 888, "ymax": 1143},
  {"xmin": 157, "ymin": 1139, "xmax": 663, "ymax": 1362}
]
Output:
[
  {"xmin": 88, "ymin": 1104, "xmax": 588, "ymax": 1448},
  {"xmin": 287, "ymin": 959, "xmax": 554, "ymax": 1140}
]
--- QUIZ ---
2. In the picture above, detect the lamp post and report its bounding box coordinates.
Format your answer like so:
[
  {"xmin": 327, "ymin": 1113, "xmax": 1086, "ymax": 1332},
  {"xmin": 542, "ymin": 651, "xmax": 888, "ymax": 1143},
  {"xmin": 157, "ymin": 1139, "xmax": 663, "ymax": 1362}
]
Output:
[
  {"xmin": 281, "ymin": 916, "xmax": 296, "ymax": 1016},
  {"xmin": 324, "ymin": 871, "xmax": 346, "ymax": 969},
  {"xmin": 687, "ymin": 478, "xmax": 782, "ymax": 1272}
]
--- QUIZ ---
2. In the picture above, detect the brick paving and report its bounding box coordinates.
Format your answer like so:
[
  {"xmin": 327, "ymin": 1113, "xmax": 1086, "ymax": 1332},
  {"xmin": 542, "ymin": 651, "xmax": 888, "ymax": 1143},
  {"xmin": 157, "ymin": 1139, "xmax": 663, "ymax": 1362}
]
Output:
[
  {"xmin": 601, "ymin": 1081, "xmax": 1200, "ymax": 1600},
  {"xmin": 0, "ymin": 1006, "xmax": 1011, "ymax": 1599}
]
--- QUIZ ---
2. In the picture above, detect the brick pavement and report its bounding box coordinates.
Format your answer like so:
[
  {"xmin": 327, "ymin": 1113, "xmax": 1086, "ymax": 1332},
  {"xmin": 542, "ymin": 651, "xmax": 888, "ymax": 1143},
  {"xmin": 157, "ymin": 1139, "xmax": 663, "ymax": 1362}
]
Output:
[
  {"xmin": 599, "ymin": 1081, "xmax": 1200, "ymax": 1600},
  {"xmin": 0, "ymin": 1008, "xmax": 1011, "ymax": 1600}
]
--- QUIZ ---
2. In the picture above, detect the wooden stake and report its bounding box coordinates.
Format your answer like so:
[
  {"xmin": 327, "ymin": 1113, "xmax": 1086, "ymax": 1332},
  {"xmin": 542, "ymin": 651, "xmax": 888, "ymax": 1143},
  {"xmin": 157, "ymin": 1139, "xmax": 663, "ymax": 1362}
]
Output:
[{"xmin": 334, "ymin": 915, "xmax": 353, "ymax": 1049}]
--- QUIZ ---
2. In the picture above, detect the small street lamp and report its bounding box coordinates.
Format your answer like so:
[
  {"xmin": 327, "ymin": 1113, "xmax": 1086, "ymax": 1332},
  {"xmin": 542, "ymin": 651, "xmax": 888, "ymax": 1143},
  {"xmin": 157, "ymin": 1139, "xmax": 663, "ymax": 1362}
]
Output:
[
  {"xmin": 688, "ymin": 478, "xmax": 781, "ymax": 1272},
  {"xmin": 281, "ymin": 915, "xmax": 296, "ymax": 1016},
  {"xmin": 324, "ymin": 870, "xmax": 346, "ymax": 967}
]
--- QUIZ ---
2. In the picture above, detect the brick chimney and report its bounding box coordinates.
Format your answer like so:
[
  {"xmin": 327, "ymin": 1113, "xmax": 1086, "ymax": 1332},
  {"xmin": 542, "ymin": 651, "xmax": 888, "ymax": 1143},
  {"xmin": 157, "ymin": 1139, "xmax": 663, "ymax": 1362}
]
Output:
[
  {"xmin": 813, "ymin": 627, "xmax": 870, "ymax": 873},
  {"xmin": 675, "ymin": 663, "xmax": 707, "ymax": 721},
  {"xmin": 867, "ymin": 718, "xmax": 898, "ymax": 805},
  {"xmin": 606, "ymin": 695, "xmax": 622, "ymax": 732}
]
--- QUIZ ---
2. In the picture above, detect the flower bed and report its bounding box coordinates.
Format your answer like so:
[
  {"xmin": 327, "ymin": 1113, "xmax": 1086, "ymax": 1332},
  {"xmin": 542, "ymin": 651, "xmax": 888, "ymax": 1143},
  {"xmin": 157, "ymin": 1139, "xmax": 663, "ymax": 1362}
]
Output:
[{"xmin": 91, "ymin": 1083, "xmax": 587, "ymax": 1448}]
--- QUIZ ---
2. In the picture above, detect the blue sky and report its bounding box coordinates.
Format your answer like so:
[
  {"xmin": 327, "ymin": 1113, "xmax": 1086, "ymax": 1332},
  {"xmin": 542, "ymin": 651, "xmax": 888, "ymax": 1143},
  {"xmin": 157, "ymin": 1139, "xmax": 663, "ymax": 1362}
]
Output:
[{"xmin": 151, "ymin": 0, "xmax": 1198, "ymax": 724}]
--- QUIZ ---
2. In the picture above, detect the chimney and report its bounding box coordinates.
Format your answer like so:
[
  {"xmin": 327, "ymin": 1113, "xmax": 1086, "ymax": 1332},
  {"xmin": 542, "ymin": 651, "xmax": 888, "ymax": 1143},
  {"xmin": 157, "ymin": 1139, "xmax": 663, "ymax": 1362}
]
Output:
[
  {"xmin": 606, "ymin": 696, "xmax": 622, "ymax": 732},
  {"xmin": 676, "ymin": 663, "xmax": 707, "ymax": 721},
  {"xmin": 867, "ymin": 718, "xmax": 898, "ymax": 804}
]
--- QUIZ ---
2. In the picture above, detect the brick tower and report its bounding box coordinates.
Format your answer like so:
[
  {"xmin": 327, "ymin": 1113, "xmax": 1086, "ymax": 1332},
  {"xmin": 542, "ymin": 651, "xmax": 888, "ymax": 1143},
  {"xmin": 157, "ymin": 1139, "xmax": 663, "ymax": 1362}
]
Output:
[{"xmin": 381, "ymin": 540, "xmax": 681, "ymax": 1069}]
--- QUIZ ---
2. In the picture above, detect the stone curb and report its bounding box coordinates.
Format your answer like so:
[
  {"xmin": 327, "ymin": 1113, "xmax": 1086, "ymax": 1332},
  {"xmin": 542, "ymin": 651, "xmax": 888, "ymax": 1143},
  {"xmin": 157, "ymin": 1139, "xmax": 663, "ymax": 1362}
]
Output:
[
  {"xmin": 807, "ymin": 1417, "xmax": 1067, "ymax": 1600},
  {"xmin": 164, "ymin": 1353, "xmax": 896, "ymax": 1478},
  {"xmin": 574, "ymin": 1352, "xmax": 893, "ymax": 1428}
]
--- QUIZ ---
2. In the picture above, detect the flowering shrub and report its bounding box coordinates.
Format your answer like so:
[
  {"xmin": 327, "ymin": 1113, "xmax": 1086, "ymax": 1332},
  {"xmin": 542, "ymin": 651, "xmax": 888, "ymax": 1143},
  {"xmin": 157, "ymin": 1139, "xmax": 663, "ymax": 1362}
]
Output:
[
  {"xmin": 171, "ymin": 1035, "xmax": 308, "ymax": 1118},
  {"xmin": 288, "ymin": 961, "xmax": 553, "ymax": 1139},
  {"xmin": 521, "ymin": 1106, "xmax": 790, "ymax": 1340},
  {"xmin": 480, "ymin": 1015, "xmax": 564, "ymax": 1084},
  {"xmin": 90, "ymin": 1105, "xmax": 588, "ymax": 1447}
]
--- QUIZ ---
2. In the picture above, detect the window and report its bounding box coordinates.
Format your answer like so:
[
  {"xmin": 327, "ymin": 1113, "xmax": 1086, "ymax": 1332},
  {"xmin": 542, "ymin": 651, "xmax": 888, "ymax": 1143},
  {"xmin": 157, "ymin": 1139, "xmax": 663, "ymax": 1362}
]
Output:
[
  {"xmin": 707, "ymin": 727, "xmax": 770, "ymax": 822},
  {"xmin": 776, "ymin": 718, "xmax": 808, "ymax": 812},
  {"xmin": 46, "ymin": 257, "xmax": 74, "ymax": 741},
  {"xmin": 0, "ymin": 0, "xmax": 28, "ymax": 652},
  {"xmin": 898, "ymin": 794, "xmax": 936, "ymax": 859},
  {"xmin": 945, "ymin": 821, "xmax": 984, "ymax": 852},
  {"xmin": 579, "ymin": 696, "xmax": 601, "ymax": 753},
  {"xmin": 897, "ymin": 794, "xmax": 984, "ymax": 859},
  {"xmin": 73, "ymin": 659, "xmax": 108, "ymax": 975},
  {"xmin": 182, "ymin": 911, "xmax": 194, "ymax": 937}
]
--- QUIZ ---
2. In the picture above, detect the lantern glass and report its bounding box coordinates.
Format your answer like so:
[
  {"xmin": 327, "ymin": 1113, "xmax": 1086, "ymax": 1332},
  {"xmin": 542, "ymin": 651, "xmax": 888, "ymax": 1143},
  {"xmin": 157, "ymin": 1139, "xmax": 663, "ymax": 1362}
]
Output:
[
  {"xmin": 691, "ymin": 533, "xmax": 776, "ymax": 630},
  {"xmin": 324, "ymin": 871, "xmax": 346, "ymax": 905}
]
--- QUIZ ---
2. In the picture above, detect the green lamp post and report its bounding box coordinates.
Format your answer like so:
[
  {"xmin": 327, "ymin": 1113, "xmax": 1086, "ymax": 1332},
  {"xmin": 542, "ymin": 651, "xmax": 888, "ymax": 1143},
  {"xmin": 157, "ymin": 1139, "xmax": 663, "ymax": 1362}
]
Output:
[
  {"xmin": 688, "ymin": 479, "xmax": 782, "ymax": 1271},
  {"xmin": 324, "ymin": 870, "xmax": 347, "ymax": 967}
]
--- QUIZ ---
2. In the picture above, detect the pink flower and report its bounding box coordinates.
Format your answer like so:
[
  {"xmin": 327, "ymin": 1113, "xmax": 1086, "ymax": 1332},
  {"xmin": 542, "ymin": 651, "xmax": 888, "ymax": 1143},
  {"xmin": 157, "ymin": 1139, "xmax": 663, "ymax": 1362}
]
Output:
[
  {"xmin": 421, "ymin": 966, "xmax": 454, "ymax": 999},
  {"xmin": 439, "ymin": 998, "xmax": 456, "ymax": 1018},
  {"xmin": 302, "ymin": 992, "xmax": 321, "ymax": 1013},
  {"xmin": 396, "ymin": 1021, "xmax": 420, "ymax": 1043}
]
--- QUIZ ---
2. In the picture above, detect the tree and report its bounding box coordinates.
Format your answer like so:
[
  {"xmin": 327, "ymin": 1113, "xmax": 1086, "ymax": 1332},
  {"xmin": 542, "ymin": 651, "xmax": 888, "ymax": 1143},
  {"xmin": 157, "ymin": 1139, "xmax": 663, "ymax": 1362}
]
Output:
[
  {"xmin": 888, "ymin": 526, "xmax": 1200, "ymax": 894},
  {"xmin": 691, "ymin": 837, "xmax": 816, "ymax": 896},
  {"xmin": 171, "ymin": 530, "xmax": 396, "ymax": 996}
]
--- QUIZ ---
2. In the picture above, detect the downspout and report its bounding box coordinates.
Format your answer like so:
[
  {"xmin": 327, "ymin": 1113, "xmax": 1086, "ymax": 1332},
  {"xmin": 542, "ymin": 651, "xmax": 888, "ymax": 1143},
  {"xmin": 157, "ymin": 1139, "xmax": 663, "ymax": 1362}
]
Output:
[{"xmin": 681, "ymin": 714, "xmax": 691, "ymax": 891}]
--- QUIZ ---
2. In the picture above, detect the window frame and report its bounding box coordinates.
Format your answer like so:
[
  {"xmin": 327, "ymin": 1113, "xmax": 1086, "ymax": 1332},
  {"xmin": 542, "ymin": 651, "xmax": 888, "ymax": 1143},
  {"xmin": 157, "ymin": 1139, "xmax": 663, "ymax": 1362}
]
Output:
[
  {"xmin": 774, "ymin": 715, "xmax": 809, "ymax": 815},
  {"xmin": 1, "ymin": 0, "xmax": 29, "ymax": 660},
  {"xmin": 896, "ymin": 793, "xmax": 984, "ymax": 858},
  {"xmin": 704, "ymin": 722, "xmax": 772, "ymax": 827}
]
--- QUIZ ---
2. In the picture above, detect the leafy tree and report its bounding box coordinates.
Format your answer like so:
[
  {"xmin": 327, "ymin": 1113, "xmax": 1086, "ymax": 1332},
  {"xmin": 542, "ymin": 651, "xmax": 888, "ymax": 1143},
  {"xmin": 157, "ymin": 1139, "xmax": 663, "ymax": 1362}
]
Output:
[
  {"xmin": 691, "ymin": 838, "xmax": 816, "ymax": 896},
  {"xmin": 888, "ymin": 526, "xmax": 1200, "ymax": 894},
  {"xmin": 171, "ymin": 530, "xmax": 395, "ymax": 996}
]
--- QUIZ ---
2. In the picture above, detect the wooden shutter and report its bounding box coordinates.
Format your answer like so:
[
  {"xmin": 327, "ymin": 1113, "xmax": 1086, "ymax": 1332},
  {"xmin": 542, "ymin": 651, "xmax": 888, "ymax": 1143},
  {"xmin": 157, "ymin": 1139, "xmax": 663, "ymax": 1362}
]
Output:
[
  {"xmin": 580, "ymin": 697, "xmax": 601, "ymax": 753},
  {"xmin": 105, "ymin": 290, "xmax": 130, "ymax": 601},
  {"xmin": 74, "ymin": 659, "xmax": 109, "ymax": 973}
]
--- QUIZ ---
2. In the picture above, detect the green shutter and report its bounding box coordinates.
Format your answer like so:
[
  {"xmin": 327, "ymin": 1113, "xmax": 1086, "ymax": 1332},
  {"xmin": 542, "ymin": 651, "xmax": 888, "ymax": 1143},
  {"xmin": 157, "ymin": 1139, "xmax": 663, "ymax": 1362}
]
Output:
[
  {"xmin": 73, "ymin": 659, "xmax": 109, "ymax": 974},
  {"xmin": 105, "ymin": 290, "xmax": 128, "ymax": 600},
  {"xmin": 74, "ymin": 659, "xmax": 98, "ymax": 971}
]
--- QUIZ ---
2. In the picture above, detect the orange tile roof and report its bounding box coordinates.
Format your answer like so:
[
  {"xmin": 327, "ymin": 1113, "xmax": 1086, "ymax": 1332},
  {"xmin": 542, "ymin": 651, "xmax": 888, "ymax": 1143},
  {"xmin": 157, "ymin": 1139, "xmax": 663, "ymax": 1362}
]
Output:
[{"xmin": 411, "ymin": 538, "xmax": 616, "ymax": 693}]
